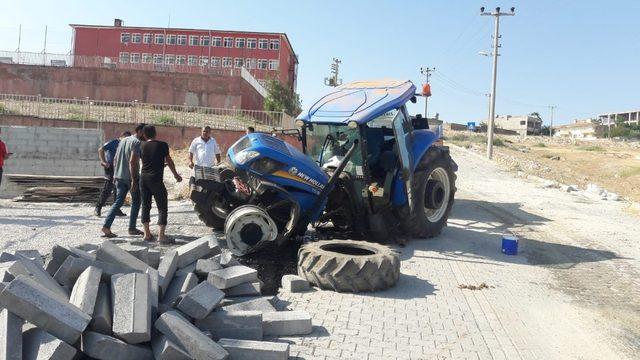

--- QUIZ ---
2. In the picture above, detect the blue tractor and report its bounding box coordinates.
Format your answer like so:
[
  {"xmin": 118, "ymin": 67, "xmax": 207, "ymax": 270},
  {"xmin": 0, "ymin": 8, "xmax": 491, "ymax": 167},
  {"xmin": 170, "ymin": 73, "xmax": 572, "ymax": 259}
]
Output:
[{"xmin": 191, "ymin": 80, "xmax": 457, "ymax": 259}]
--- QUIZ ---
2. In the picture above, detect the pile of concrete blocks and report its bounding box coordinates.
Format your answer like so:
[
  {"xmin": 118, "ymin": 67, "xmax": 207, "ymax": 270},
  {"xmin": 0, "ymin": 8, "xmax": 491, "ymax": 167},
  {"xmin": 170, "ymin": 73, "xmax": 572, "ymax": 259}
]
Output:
[{"xmin": 0, "ymin": 234, "xmax": 313, "ymax": 360}]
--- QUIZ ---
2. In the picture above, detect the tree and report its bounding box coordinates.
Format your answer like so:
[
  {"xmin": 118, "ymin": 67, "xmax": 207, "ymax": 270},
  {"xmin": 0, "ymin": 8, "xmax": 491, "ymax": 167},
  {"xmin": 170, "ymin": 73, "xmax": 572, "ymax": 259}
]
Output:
[{"xmin": 263, "ymin": 79, "xmax": 302, "ymax": 116}]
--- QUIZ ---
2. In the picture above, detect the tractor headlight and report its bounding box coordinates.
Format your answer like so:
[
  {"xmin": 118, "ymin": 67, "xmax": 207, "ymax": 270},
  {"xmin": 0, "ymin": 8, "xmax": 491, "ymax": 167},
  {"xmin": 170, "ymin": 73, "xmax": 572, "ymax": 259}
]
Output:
[
  {"xmin": 295, "ymin": 119, "xmax": 305, "ymax": 128},
  {"xmin": 235, "ymin": 150, "xmax": 260, "ymax": 165},
  {"xmin": 250, "ymin": 157, "xmax": 285, "ymax": 174},
  {"xmin": 348, "ymin": 121, "xmax": 358, "ymax": 129}
]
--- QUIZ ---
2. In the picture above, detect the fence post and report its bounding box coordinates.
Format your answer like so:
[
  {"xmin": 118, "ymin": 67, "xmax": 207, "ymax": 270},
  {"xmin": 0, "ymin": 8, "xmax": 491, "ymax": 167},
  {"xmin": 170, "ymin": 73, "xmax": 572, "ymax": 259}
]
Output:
[
  {"xmin": 36, "ymin": 94, "xmax": 42, "ymax": 118},
  {"xmin": 132, "ymin": 100, "xmax": 138, "ymax": 122},
  {"xmin": 84, "ymin": 97, "xmax": 90, "ymax": 128}
]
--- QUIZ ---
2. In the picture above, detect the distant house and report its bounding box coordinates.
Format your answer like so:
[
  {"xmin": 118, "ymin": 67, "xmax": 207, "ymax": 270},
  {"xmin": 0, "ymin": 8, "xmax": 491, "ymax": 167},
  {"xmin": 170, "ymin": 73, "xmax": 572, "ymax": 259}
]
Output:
[
  {"xmin": 598, "ymin": 110, "xmax": 640, "ymax": 126},
  {"xmin": 489, "ymin": 115, "xmax": 542, "ymax": 136},
  {"xmin": 554, "ymin": 119, "xmax": 605, "ymax": 140}
]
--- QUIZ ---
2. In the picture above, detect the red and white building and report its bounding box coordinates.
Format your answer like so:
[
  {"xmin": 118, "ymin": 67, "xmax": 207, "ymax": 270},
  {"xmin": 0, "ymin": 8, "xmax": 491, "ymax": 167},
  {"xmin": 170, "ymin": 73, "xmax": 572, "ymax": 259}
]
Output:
[{"xmin": 70, "ymin": 19, "xmax": 298, "ymax": 91}]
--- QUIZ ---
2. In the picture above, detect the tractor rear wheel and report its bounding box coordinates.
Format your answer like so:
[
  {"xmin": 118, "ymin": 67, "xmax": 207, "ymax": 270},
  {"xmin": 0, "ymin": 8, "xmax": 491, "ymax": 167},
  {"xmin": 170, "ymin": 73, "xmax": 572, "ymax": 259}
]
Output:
[
  {"xmin": 297, "ymin": 240, "xmax": 400, "ymax": 293},
  {"xmin": 194, "ymin": 198, "xmax": 226, "ymax": 230}
]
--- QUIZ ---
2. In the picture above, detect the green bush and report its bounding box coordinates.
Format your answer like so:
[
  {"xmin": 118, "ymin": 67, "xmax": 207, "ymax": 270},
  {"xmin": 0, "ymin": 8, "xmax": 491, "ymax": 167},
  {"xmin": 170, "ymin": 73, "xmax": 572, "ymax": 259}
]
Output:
[
  {"xmin": 493, "ymin": 138, "xmax": 505, "ymax": 147},
  {"xmin": 534, "ymin": 142, "xmax": 547, "ymax": 148},
  {"xmin": 580, "ymin": 145, "xmax": 603, "ymax": 152},
  {"xmin": 154, "ymin": 115, "xmax": 176, "ymax": 126}
]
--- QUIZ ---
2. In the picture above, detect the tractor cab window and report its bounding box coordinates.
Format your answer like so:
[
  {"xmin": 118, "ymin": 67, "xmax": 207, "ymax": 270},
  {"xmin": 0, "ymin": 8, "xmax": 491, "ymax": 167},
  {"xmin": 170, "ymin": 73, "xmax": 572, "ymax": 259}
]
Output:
[
  {"xmin": 305, "ymin": 124, "xmax": 363, "ymax": 176},
  {"xmin": 364, "ymin": 110, "xmax": 399, "ymax": 181}
]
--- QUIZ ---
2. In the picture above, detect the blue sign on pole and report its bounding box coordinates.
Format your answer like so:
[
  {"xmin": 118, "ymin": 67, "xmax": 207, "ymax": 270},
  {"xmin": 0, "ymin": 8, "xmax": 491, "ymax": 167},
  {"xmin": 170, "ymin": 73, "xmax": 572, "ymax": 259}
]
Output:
[{"xmin": 467, "ymin": 122, "xmax": 476, "ymax": 131}]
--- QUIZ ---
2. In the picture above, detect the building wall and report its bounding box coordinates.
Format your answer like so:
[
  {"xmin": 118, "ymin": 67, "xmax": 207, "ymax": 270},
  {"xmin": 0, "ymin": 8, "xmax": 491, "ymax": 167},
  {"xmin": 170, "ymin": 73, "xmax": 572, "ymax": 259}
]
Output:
[
  {"xmin": 71, "ymin": 24, "xmax": 297, "ymax": 90},
  {"xmin": 0, "ymin": 125, "xmax": 103, "ymax": 198},
  {"xmin": 0, "ymin": 63, "xmax": 264, "ymax": 110}
]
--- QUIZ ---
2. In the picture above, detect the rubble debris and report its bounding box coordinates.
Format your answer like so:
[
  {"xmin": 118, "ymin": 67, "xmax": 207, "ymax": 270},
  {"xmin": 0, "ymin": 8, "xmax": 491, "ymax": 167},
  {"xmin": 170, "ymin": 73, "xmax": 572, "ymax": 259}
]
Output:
[
  {"xmin": 218, "ymin": 338, "xmax": 289, "ymax": 360},
  {"xmin": 458, "ymin": 282, "xmax": 492, "ymax": 290},
  {"xmin": 281, "ymin": 274, "xmax": 310, "ymax": 293}
]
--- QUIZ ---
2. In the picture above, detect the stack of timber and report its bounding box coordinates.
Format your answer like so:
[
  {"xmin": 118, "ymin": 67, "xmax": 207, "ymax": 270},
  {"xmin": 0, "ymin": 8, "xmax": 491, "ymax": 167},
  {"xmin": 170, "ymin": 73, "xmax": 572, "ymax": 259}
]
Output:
[{"xmin": 7, "ymin": 174, "xmax": 105, "ymax": 202}]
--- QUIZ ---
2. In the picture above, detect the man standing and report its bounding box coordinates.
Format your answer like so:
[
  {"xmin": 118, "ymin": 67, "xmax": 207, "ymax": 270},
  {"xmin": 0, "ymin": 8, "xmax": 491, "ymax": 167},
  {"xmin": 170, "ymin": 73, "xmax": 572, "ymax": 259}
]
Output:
[
  {"xmin": 101, "ymin": 124, "xmax": 146, "ymax": 238},
  {"xmin": 188, "ymin": 126, "xmax": 221, "ymax": 171},
  {"xmin": 246, "ymin": 126, "xmax": 255, "ymax": 134},
  {"xmin": 139, "ymin": 125, "xmax": 182, "ymax": 243},
  {"xmin": 94, "ymin": 131, "xmax": 131, "ymax": 217},
  {"xmin": 0, "ymin": 128, "xmax": 13, "ymax": 189}
]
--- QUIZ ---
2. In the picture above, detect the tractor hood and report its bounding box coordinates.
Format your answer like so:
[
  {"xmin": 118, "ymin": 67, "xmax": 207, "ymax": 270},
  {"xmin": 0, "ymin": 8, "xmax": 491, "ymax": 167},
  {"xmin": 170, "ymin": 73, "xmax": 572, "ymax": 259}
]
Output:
[{"xmin": 297, "ymin": 79, "xmax": 416, "ymax": 125}]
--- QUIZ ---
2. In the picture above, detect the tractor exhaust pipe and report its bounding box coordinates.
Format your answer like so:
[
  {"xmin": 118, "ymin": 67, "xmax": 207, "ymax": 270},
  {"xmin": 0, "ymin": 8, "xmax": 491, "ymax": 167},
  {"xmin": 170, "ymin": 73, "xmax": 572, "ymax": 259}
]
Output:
[{"xmin": 295, "ymin": 139, "xmax": 359, "ymax": 233}]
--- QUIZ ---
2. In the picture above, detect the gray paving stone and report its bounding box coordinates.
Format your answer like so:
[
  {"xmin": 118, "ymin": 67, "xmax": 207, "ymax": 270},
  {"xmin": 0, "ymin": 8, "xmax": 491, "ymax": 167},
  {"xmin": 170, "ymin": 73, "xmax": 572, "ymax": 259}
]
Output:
[
  {"xmin": 0, "ymin": 275, "xmax": 91, "ymax": 344},
  {"xmin": 151, "ymin": 335, "xmax": 193, "ymax": 360},
  {"xmin": 196, "ymin": 310, "xmax": 262, "ymax": 341},
  {"xmin": 223, "ymin": 281, "xmax": 261, "ymax": 297},
  {"xmin": 111, "ymin": 272, "xmax": 152, "ymax": 344},
  {"xmin": 81, "ymin": 331, "xmax": 154, "ymax": 360},
  {"xmin": 146, "ymin": 268, "xmax": 160, "ymax": 310},
  {"xmin": 90, "ymin": 282, "xmax": 112, "ymax": 334},
  {"xmin": 148, "ymin": 249, "xmax": 161, "ymax": 269},
  {"xmin": 195, "ymin": 258, "xmax": 223, "ymax": 277},
  {"xmin": 45, "ymin": 245, "xmax": 75, "ymax": 275},
  {"xmin": 0, "ymin": 308, "xmax": 23, "ymax": 360},
  {"xmin": 54, "ymin": 253, "xmax": 134, "ymax": 290},
  {"xmin": 177, "ymin": 281, "xmax": 225, "ymax": 319},
  {"xmin": 281, "ymin": 274, "xmax": 310, "ymax": 292},
  {"xmin": 175, "ymin": 261, "xmax": 196, "ymax": 276},
  {"xmin": 262, "ymin": 311, "xmax": 312, "ymax": 336},
  {"xmin": 158, "ymin": 250, "xmax": 178, "ymax": 297},
  {"xmin": 7, "ymin": 256, "xmax": 69, "ymax": 300},
  {"xmin": 14, "ymin": 250, "xmax": 44, "ymax": 267},
  {"xmin": 96, "ymin": 240, "xmax": 151, "ymax": 273},
  {"xmin": 222, "ymin": 297, "xmax": 277, "ymax": 313},
  {"xmin": 119, "ymin": 244, "xmax": 149, "ymax": 265},
  {"xmin": 218, "ymin": 338, "xmax": 289, "ymax": 360},
  {"xmin": 162, "ymin": 272, "xmax": 198, "ymax": 307},
  {"xmin": 207, "ymin": 265, "xmax": 258, "ymax": 289},
  {"xmin": 22, "ymin": 328, "xmax": 77, "ymax": 360},
  {"xmin": 155, "ymin": 310, "xmax": 229, "ymax": 360},
  {"xmin": 175, "ymin": 238, "xmax": 211, "ymax": 268},
  {"xmin": 69, "ymin": 266, "xmax": 102, "ymax": 315}
]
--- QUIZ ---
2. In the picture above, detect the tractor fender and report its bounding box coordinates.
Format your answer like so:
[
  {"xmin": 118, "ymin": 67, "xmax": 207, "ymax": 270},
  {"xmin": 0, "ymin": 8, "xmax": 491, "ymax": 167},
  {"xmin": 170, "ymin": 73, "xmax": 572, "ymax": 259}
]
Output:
[
  {"xmin": 411, "ymin": 129, "xmax": 441, "ymax": 172},
  {"xmin": 253, "ymin": 180, "xmax": 301, "ymax": 242}
]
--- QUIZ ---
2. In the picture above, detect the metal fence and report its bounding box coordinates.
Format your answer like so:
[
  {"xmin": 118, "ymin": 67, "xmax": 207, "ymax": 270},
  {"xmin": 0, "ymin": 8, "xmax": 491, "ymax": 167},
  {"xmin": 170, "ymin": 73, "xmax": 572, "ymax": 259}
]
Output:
[{"xmin": 0, "ymin": 94, "xmax": 296, "ymax": 131}]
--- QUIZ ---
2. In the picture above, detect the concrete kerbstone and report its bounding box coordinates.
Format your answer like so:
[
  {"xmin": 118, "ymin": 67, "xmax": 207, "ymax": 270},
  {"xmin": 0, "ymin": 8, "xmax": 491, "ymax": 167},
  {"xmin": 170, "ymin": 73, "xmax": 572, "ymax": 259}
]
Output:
[
  {"xmin": 223, "ymin": 282, "xmax": 261, "ymax": 297},
  {"xmin": 22, "ymin": 328, "xmax": 77, "ymax": 360},
  {"xmin": 195, "ymin": 258, "xmax": 223, "ymax": 277},
  {"xmin": 196, "ymin": 310, "xmax": 262, "ymax": 341},
  {"xmin": 218, "ymin": 338, "xmax": 289, "ymax": 360},
  {"xmin": 177, "ymin": 281, "xmax": 225, "ymax": 319},
  {"xmin": 8, "ymin": 255, "xmax": 69, "ymax": 300},
  {"xmin": 155, "ymin": 310, "xmax": 229, "ymax": 360},
  {"xmin": 222, "ymin": 297, "xmax": 277, "ymax": 313},
  {"xmin": 281, "ymin": 274, "xmax": 310, "ymax": 292},
  {"xmin": 0, "ymin": 275, "xmax": 91, "ymax": 344},
  {"xmin": 96, "ymin": 240, "xmax": 150, "ymax": 273},
  {"xmin": 158, "ymin": 250, "xmax": 178, "ymax": 297},
  {"xmin": 262, "ymin": 311, "xmax": 312, "ymax": 336},
  {"xmin": 175, "ymin": 238, "xmax": 211, "ymax": 268},
  {"xmin": 111, "ymin": 272, "xmax": 152, "ymax": 344},
  {"xmin": 81, "ymin": 331, "xmax": 154, "ymax": 360},
  {"xmin": 207, "ymin": 265, "xmax": 258, "ymax": 290},
  {"xmin": 90, "ymin": 282, "xmax": 112, "ymax": 334},
  {"xmin": 151, "ymin": 335, "xmax": 193, "ymax": 360},
  {"xmin": 69, "ymin": 266, "xmax": 102, "ymax": 315},
  {"xmin": 0, "ymin": 308, "xmax": 23, "ymax": 360},
  {"xmin": 162, "ymin": 272, "xmax": 198, "ymax": 307}
]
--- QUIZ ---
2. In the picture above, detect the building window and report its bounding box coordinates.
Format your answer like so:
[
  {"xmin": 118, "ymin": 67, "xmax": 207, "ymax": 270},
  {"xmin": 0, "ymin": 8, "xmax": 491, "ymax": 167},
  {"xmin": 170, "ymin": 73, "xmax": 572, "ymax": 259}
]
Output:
[
  {"xmin": 212, "ymin": 37, "xmax": 222, "ymax": 47},
  {"xmin": 130, "ymin": 53, "xmax": 140, "ymax": 63},
  {"xmin": 257, "ymin": 59, "xmax": 268, "ymax": 70},
  {"xmin": 223, "ymin": 37, "xmax": 233, "ymax": 48},
  {"xmin": 154, "ymin": 34, "xmax": 164, "ymax": 44},
  {"xmin": 143, "ymin": 33, "xmax": 152, "ymax": 44},
  {"xmin": 142, "ymin": 53, "xmax": 152, "ymax": 64},
  {"xmin": 177, "ymin": 35, "xmax": 187, "ymax": 45},
  {"xmin": 247, "ymin": 38, "xmax": 257, "ymax": 49},
  {"xmin": 153, "ymin": 54, "xmax": 163, "ymax": 65},
  {"xmin": 131, "ymin": 33, "xmax": 141, "ymax": 44},
  {"xmin": 165, "ymin": 54, "xmax": 176, "ymax": 65},
  {"xmin": 520, "ymin": 121, "xmax": 526, "ymax": 126},
  {"xmin": 270, "ymin": 39, "xmax": 280, "ymax": 50},
  {"xmin": 268, "ymin": 60, "xmax": 279, "ymax": 70},
  {"xmin": 189, "ymin": 35, "xmax": 199, "ymax": 46},
  {"xmin": 234, "ymin": 58, "xmax": 244, "ymax": 68},
  {"xmin": 176, "ymin": 55, "xmax": 186, "ymax": 65},
  {"xmin": 120, "ymin": 33, "xmax": 131, "ymax": 43},
  {"xmin": 119, "ymin": 52, "xmax": 130, "ymax": 64},
  {"xmin": 235, "ymin": 38, "xmax": 245, "ymax": 48},
  {"xmin": 167, "ymin": 34, "xmax": 177, "ymax": 45},
  {"xmin": 188, "ymin": 55, "xmax": 198, "ymax": 66},
  {"xmin": 211, "ymin": 57, "xmax": 221, "ymax": 67},
  {"xmin": 258, "ymin": 39, "xmax": 268, "ymax": 49},
  {"xmin": 222, "ymin": 57, "xmax": 232, "ymax": 67},
  {"xmin": 245, "ymin": 58, "xmax": 256, "ymax": 69},
  {"xmin": 200, "ymin": 36, "xmax": 210, "ymax": 46},
  {"xmin": 200, "ymin": 56, "xmax": 209, "ymax": 66}
]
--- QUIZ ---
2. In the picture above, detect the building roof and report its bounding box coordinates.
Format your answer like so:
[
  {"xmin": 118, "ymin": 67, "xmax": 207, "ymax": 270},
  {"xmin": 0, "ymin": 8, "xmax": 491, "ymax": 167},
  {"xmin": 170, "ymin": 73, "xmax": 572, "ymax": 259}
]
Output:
[
  {"xmin": 298, "ymin": 80, "xmax": 416, "ymax": 125},
  {"xmin": 69, "ymin": 23, "xmax": 296, "ymax": 59}
]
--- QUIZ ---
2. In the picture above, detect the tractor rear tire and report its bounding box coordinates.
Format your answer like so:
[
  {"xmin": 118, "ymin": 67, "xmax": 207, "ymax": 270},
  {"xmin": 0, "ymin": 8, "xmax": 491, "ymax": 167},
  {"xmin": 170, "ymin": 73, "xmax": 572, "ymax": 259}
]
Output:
[
  {"xmin": 297, "ymin": 240, "xmax": 400, "ymax": 293},
  {"xmin": 194, "ymin": 199, "xmax": 225, "ymax": 230}
]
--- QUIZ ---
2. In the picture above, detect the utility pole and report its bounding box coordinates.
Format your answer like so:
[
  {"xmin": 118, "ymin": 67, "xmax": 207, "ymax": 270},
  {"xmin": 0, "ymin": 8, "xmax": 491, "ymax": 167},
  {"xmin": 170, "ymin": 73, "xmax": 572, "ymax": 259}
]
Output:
[
  {"xmin": 420, "ymin": 67, "xmax": 435, "ymax": 118},
  {"xmin": 481, "ymin": 6, "xmax": 515, "ymax": 159},
  {"xmin": 548, "ymin": 105, "xmax": 556, "ymax": 136},
  {"xmin": 324, "ymin": 58, "xmax": 343, "ymax": 87}
]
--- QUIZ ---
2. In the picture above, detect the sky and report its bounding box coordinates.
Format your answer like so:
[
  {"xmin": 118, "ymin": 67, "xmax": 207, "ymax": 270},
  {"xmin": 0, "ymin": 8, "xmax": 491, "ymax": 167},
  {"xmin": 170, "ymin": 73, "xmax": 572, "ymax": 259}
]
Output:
[{"xmin": 1, "ymin": 0, "xmax": 639, "ymax": 125}]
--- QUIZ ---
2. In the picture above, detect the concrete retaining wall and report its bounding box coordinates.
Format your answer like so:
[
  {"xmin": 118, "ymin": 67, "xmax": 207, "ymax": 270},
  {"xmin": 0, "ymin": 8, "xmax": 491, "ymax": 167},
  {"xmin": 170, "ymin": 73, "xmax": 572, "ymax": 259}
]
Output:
[{"xmin": 0, "ymin": 125, "xmax": 103, "ymax": 198}]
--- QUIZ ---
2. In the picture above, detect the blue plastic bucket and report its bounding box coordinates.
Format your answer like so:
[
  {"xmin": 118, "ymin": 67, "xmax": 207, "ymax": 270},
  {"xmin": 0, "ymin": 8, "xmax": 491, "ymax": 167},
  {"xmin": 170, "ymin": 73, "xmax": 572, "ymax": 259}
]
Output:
[{"xmin": 501, "ymin": 235, "xmax": 518, "ymax": 255}]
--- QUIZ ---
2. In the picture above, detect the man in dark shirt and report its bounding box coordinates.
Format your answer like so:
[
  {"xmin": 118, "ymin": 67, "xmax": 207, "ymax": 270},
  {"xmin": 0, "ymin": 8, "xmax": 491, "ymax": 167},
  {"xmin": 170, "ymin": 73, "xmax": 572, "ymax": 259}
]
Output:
[
  {"xmin": 94, "ymin": 131, "xmax": 131, "ymax": 217},
  {"xmin": 0, "ymin": 128, "xmax": 13, "ymax": 190},
  {"xmin": 138, "ymin": 125, "xmax": 182, "ymax": 243}
]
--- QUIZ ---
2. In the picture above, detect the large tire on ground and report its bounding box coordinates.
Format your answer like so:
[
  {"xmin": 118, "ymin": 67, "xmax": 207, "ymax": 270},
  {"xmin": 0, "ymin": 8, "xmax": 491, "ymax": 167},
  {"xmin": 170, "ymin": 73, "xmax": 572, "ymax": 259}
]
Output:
[
  {"xmin": 297, "ymin": 240, "xmax": 400, "ymax": 293},
  {"xmin": 403, "ymin": 148, "xmax": 457, "ymax": 238},
  {"xmin": 194, "ymin": 199, "xmax": 225, "ymax": 230}
]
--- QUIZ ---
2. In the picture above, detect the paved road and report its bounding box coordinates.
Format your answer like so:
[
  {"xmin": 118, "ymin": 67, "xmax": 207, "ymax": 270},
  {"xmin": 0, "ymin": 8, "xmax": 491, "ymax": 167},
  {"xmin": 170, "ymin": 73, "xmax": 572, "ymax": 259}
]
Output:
[{"xmin": 0, "ymin": 146, "xmax": 638, "ymax": 359}]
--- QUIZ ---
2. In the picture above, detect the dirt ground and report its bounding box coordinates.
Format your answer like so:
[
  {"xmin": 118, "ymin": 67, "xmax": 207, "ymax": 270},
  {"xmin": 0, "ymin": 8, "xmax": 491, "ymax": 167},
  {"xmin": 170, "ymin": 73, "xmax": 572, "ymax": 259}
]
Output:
[{"xmin": 445, "ymin": 131, "xmax": 640, "ymax": 203}]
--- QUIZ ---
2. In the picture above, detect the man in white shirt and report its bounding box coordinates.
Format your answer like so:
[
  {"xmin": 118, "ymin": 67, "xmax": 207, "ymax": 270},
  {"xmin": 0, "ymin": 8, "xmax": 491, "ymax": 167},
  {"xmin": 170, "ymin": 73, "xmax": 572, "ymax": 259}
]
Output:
[{"xmin": 188, "ymin": 126, "xmax": 221, "ymax": 169}]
